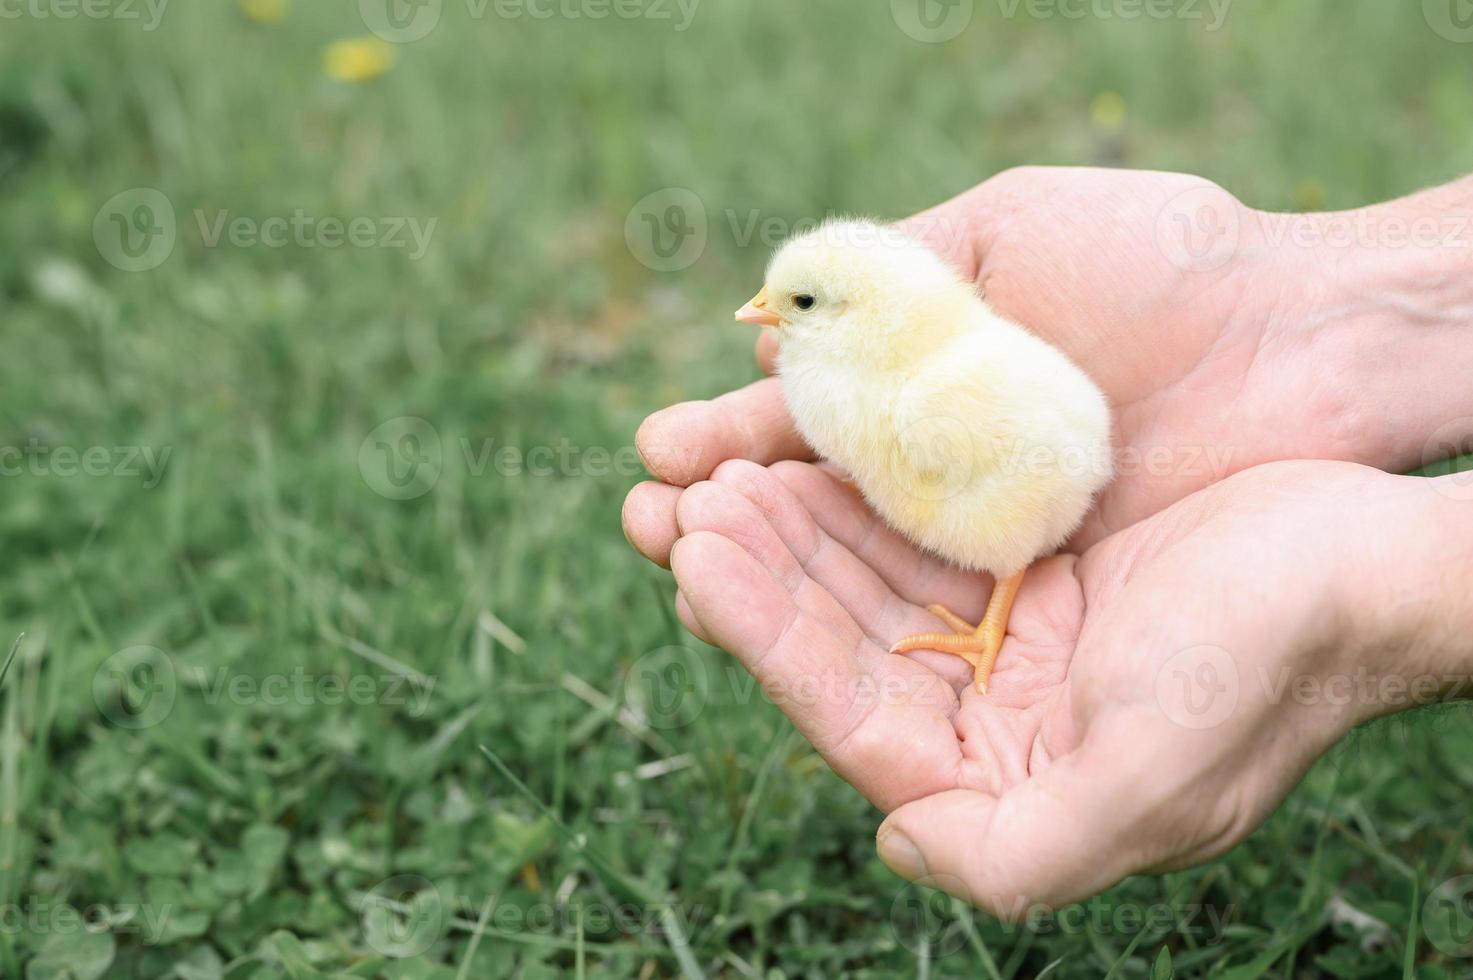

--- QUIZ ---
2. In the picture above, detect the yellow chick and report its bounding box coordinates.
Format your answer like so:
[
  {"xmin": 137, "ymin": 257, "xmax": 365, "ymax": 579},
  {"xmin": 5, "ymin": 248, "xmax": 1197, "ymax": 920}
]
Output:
[{"xmin": 735, "ymin": 219, "xmax": 1113, "ymax": 693}]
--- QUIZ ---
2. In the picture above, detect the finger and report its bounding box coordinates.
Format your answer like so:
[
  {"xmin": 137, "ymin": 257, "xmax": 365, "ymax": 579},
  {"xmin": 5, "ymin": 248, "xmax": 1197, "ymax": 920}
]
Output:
[
  {"xmin": 675, "ymin": 479, "xmax": 865, "ymax": 647},
  {"xmin": 705, "ymin": 459, "xmax": 974, "ymax": 689},
  {"xmin": 673, "ymin": 590, "xmax": 712, "ymax": 645},
  {"xmin": 876, "ymin": 727, "xmax": 1158, "ymax": 917},
  {"xmin": 1071, "ymin": 491, "xmax": 1136, "ymax": 552},
  {"xmin": 635, "ymin": 377, "xmax": 813, "ymax": 488},
  {"xmin": 893, "ymin": 186, "xmax": 993, "ymax": 280},
  {"xmin": 755, "ymin": 329, "xmax": 779, "ymax": 374},
  {"xmin": 622, "ymin": 481, "xmax": 683, "ymax": 568},
  {"xmin": 669, "ymin": 527, "xmax": 864, "ymax": 742},
  {"xmin": 672, "ymin": 530, "xmax": 962, "ymax": 809},
  {"xmin": 769, "ymin": 461, "xmax": 991, "ymax": 623}
]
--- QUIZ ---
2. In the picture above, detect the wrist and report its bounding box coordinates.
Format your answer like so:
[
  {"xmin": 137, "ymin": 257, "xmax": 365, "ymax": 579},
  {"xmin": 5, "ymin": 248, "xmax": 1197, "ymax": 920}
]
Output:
[
  {"xmin": 1335, "ymin": 473, "xmax": 1473, "ymax": 721},
  {"xmin": 1250, "ymin": 188, "xmax": 1473, "ymax": 476}
]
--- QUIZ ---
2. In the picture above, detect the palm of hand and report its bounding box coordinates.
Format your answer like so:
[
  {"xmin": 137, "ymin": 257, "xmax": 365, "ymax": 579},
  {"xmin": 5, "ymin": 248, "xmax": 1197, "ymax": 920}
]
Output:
[{"xmin": 670, "ymin": 453, "xmax": 1358, "ymax": 910}]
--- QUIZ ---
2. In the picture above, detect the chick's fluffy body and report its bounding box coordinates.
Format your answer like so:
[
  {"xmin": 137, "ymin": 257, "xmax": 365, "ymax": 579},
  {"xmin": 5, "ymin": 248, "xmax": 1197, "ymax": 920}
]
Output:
[{"xmin": 767, "ymin": 220, "xmax": 1113, "ymax": 578}]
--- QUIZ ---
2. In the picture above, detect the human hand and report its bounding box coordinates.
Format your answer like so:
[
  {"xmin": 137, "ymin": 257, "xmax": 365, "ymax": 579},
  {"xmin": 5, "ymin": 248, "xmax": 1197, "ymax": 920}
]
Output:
[
  {"xmin": 629, "ymin": 166, "xmax": 1473, "ymax": 556},
  {"xmin": 639, "ymin": 454, "xmax": 1469, "ymax": 913}
]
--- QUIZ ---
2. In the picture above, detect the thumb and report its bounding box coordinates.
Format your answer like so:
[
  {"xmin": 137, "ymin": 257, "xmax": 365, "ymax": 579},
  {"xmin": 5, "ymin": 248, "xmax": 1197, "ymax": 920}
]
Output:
[
  {"xmin": 893, "ymin": 182, "xmax": 1000, "ymax": 281},
  {"xmin": 875, "ymin": 739, "xmax": 1155, "ymax": 919}
]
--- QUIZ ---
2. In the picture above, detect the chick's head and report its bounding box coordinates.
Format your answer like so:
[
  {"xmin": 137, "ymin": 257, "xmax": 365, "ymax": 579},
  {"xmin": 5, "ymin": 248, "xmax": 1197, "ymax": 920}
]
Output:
[{"xmin": 735, "ymin": 218, "xmax": 974, "ymax": 368}]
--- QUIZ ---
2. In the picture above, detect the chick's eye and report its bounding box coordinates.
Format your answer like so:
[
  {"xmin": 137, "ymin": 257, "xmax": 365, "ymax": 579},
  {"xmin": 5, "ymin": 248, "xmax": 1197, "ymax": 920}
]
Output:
[{"xmin": 793, "ymin": 294, "xmax": 816, "ymax": 311}]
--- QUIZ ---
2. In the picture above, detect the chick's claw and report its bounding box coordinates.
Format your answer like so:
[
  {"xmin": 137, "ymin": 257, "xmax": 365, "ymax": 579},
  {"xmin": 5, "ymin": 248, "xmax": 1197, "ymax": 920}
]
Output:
[
  {"xmin": 890, "ymin": 627, "xmax": 1002, "ymax": 694},
  {"xmin": 889, "ymin": 570, "xmax": 1028, "ymax": 695}
]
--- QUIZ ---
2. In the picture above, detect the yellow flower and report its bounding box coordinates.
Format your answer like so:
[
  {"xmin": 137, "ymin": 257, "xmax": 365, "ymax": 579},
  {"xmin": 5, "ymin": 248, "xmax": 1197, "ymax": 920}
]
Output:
[
  {"xmin": 239, "ymin": 0, "xmax": 287, "ymax": 25},
  {"xmin": 324, "ymin": 37, "xmax": 396, "ymax": 84},
  {"xmin": 1089, "ymin": 91, "xmax": 1127, "ymax": 131}
]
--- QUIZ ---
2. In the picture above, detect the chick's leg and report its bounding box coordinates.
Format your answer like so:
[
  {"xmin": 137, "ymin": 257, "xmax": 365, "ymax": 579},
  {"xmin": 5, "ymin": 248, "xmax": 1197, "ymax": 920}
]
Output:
[
  {"xmin": 890, "ymin": 569, "xmax": 1027, "ymax": 695},
  {"xmin": 925, "ymin": 604, "xmax": 977, "ymax": 634}
]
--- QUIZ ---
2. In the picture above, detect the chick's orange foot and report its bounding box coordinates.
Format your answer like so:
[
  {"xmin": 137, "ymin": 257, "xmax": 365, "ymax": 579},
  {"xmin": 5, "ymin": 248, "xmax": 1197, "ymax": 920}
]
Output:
[{"xmin": 889, "ymin": 569, "xmax": 1026, "ymax": 695}]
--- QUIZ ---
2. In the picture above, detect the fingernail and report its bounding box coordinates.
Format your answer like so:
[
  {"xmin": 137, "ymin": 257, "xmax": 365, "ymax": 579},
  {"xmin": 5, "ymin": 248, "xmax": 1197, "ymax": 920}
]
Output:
[{"xmin": 877, "ymin": 824, "xmax": 927, "ymax": 881}]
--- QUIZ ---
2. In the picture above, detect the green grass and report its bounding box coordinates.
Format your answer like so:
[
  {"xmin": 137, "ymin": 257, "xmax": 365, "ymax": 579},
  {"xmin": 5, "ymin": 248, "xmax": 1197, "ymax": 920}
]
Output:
[{"xmin": 1, "ymin": 1, "xmax": 1472, "ymax": 976}]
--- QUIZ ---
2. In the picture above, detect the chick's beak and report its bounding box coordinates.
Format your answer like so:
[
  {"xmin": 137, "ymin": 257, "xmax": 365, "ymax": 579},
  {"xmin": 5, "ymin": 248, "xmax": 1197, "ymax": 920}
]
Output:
[{"xmin": 735, "ymin": 286, "xmax": 782, "ymax": 327}]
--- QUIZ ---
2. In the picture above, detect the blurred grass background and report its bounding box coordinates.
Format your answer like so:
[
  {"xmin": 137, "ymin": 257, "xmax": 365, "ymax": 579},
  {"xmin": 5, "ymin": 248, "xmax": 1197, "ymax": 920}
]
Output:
[{"xmin": 1, "ymin": 0, "xmax": 1472, "ymax": 976}]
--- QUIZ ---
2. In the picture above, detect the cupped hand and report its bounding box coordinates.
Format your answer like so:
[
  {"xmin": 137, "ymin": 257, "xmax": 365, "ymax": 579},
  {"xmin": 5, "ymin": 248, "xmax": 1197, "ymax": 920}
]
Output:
[
  {"xmin": 633, "ymin": 165, "xmax": 1358, "ymax": 551},
  {"xmin": 641, "ymin": 454, "xmax": 1426, "ymax": 914}
]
